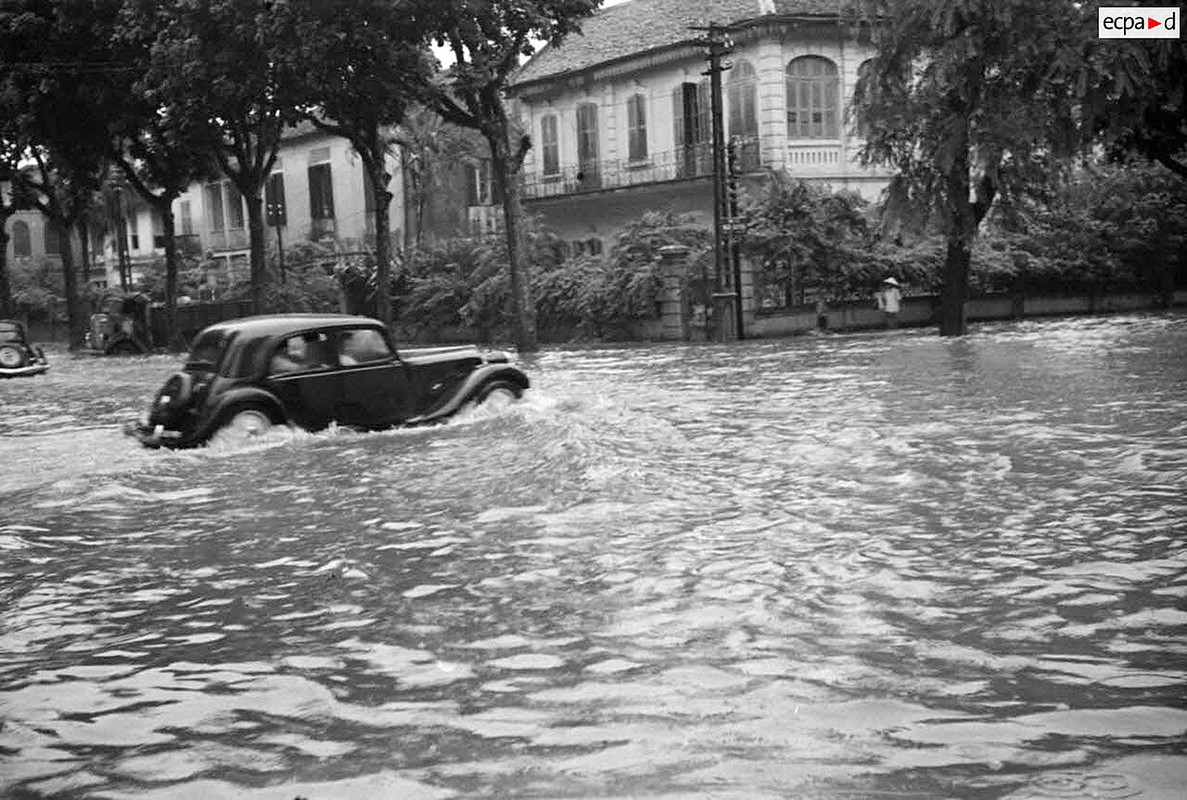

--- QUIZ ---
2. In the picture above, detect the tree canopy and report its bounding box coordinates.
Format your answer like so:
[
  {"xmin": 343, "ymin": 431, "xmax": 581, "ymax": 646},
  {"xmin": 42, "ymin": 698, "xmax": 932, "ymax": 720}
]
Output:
[
  {"xmin": 852, "ymin": 0, "xmax": 1178, "ymax": 335},
  {"xmin": 417, "ymin": 0, "xmax": 604, "ymax": 351}
]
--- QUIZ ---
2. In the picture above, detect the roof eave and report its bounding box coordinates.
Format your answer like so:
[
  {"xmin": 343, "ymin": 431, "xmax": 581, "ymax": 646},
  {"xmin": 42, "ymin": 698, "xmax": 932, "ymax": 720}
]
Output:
[{"xmin": 508, "ymin": 12, "xmax": 850, "ymax": 95}]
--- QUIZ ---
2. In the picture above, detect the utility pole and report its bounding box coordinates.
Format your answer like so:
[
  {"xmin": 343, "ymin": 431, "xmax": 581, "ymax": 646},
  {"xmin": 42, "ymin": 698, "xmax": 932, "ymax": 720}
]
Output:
[
  {"xmin": 694, "ymin": 22, "xmax": 742, "ymax": 341},
  {"xmin": 266, "ymin": 180, "xmax": 286, "ymax": 284},
  {"xmin": 727, "ymin": 140, "xmax": 745, "ymax": 339},
  {"xmin": 112, "ymin": 181, "xmax": 131, "ymax": 291}
]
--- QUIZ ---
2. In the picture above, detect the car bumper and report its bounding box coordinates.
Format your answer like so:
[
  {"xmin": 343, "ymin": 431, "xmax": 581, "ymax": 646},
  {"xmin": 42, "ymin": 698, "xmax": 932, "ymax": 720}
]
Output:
[
  {"xmin": 124, "ymin": 421, "xmax": 186, "ymax": 448},
  {"xmin": 0, "ymin": 363, "xmax": 49, "ymax": 378}
]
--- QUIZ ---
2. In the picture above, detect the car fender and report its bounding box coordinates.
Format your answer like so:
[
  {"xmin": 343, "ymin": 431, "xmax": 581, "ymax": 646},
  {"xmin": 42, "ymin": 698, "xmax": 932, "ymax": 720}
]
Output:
[
  {"xmin": 412, "ymin": 364, "xmax": 529, "ymax": 423},
  {"xmin": 195, "ymin": 387, "xmax": 286, "ymax": 440}
]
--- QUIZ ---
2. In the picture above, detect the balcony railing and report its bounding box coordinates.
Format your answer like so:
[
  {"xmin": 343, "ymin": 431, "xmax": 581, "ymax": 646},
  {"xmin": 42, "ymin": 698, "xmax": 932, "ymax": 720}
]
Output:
[
  {"xmin": 785, "ymin": 142, "xmax": 843, "ymax": 174},
  {"xmin": 523, "ymin": 136, "xmax": 761, "ymax": 200}
]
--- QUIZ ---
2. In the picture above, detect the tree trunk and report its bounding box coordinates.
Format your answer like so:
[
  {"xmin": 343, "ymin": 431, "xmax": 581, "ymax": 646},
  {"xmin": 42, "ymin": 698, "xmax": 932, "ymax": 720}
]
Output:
[
  {"xmin": 940, "ymin": 125, "xmax": 974, "ymax": 338},
  {"xmin": 246, "ymin": 191, "xmax": 267, "ymax": 314},
  {"xmin": 373, "ymin": 191, "xmax": 394, "ymax": 326},
  {"xmin": 488, "ymin": 130, "xmax": 537, "ymax": 352},
  {"xmin": 940, "ymin": 238, "xmax": 970, "ymax": 336},
  {"xmin": 158, "ymin": 198, "xmax": 180, "ymax": 349},
  {"xmin": 0, "ymin": 228, "xmax": 12, "ymax": 318},
  {"xmin": 78, "ymin": 220, "xmax": 90, "ymax": 289},
  {"xmin": 58, "ymin": 227, "xmax": 85, "ymax": 349},
  {"xmin": 364, "ymin": 152, "xmax": 395, "ymax": 328}
]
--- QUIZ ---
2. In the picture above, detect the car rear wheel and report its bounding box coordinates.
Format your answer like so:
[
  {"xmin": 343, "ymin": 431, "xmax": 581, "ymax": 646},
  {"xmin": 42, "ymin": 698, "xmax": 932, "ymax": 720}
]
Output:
[
  {"xmin": 476, "ymin": 379, "xmax": 523, "ymax": 411},
  {"xmin": 0, "ymin": 345, "xmax": 27, "ymax": 368},
  {"xmin": 209, "ymin": 407, "xmax": 274, "ymax": 449}
]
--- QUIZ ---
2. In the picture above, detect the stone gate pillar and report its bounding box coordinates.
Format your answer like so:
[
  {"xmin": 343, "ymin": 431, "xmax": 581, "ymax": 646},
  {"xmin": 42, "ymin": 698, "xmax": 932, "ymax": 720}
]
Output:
[
  {"xmin": 739, "ymin": 255, "xmax": 756, "ymax": 332},
  {"xmin": 658, "ymin": 245, "xmax": 689, "ymax": 341}
]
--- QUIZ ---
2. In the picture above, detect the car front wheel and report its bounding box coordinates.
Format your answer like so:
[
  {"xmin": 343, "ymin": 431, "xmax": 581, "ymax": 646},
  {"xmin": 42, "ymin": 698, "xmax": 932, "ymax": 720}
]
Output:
[
  {"xmin": 475, "ymin": 379, "xmax": 523, "ymax": 411},
  {"xmin": 209, "ymin": 407, "xmax": 275, "ymax": 449}
]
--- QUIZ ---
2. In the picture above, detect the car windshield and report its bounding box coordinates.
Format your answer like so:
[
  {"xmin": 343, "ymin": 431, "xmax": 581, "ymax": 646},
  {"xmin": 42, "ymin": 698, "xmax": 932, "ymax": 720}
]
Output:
[{"xmin": 185, "ymin": 330, "xmax": 228, "ymax": 373}]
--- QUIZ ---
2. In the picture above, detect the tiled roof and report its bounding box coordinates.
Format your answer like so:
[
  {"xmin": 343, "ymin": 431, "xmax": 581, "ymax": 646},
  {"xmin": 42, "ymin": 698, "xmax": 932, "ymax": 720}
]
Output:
[{"xmin": 511, "ymin": 0, "xmax": 845, "ymax": 87}]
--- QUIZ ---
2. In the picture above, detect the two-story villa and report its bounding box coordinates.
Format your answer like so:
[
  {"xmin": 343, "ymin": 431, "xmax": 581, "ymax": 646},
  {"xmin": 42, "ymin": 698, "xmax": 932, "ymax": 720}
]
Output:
[
  {"xmin": 509, "ymin": 0, "xmax": 892, "ymax": 253},
  {"xmin": 169, "ymin": 123, "xmax": 408, "ymax": 296}
]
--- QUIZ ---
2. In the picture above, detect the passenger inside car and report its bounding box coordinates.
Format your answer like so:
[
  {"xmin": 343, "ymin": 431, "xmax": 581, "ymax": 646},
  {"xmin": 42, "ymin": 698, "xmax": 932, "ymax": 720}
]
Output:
[{"xmin": 338, "ymin": 328, "xmax": 391, "ymax": 366}]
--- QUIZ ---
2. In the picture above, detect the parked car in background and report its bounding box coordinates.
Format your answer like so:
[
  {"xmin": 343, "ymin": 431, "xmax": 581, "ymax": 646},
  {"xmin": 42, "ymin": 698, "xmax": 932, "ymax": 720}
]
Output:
[
  {"xmin": 85, "ymin": 293, "xmax": 153, "ymax": 354},
  {"xmin": 85, "ymin": 292, "xmax": 255, "ymax": 354},
  {"xmin": 126, "ymin": 314, "xmax": 530, "ymax": 448},
  {"xmin": 0, "ymin": 319, "xmax": 49, "ymax": 378}
]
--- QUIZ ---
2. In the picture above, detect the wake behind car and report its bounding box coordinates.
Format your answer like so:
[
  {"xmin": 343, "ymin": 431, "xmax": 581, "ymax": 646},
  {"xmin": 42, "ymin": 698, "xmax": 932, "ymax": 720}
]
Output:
[
  {"xmin": 0, "ymin": 319, "xmax": 49, "ymax": 378},
  {"xmin": 126, "ymin": 314, "xmax": 530, "ymax": 448}
]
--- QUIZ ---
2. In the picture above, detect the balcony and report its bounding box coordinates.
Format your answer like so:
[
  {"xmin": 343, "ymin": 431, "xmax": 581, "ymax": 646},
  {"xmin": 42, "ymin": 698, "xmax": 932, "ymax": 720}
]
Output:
[{"xmin": 523, "ymin": 136, "xmax": 761, "ymax": 201}]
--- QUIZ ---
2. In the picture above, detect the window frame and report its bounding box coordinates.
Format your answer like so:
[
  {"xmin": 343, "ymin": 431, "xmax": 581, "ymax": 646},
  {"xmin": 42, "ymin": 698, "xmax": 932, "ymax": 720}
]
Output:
[
  {"xmin": 12, "ymin": 220, "xmax": 31, "ymax": 257},
  {"xmin": 307, "ymin": 162, "xmax": 336, "ymax": 222},
  {"xmin": 44, "ymin": 218, "xmax": 62, "ymax": 256},
  {"xmin": 205, "ymin": 183, "xmax": 225, "ymax": 234},
  {"xmin": 785, "ymin": 55, "xmax": 840, "ymax": 139},
  {"xmin": 728, "ymin": 59, "xmax": 759, "ymax": 138},
  {"xmin": 626, "ymin": 93, "xmax": 648, "ymax": 162},
  {"xmin": 540, "ymin": 113, "xmax": 560, "ymax": 177},
  {"xmin": 576, "ymin": 102, "xmax": 600, "ymax": 173}
]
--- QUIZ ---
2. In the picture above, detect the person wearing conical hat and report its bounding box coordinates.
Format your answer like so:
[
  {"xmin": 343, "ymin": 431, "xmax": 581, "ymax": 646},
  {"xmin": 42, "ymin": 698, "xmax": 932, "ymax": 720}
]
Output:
[{"xmin": 876, "ymin": 277, "xmax": 902, "ymax": 329}]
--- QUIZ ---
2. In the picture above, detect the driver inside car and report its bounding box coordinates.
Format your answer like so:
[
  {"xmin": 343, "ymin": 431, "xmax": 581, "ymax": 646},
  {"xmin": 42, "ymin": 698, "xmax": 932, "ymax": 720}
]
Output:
[{"xmin": 271, "ymin": 335, "xmax": 313, "ymax": 373}]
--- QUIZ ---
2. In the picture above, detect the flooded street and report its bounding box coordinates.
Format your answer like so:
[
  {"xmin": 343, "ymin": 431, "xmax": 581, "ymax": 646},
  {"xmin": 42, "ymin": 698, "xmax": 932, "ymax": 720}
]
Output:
[{"xmin": 1, "ymin": 313, "xmax": 1185, "ymax": 799}]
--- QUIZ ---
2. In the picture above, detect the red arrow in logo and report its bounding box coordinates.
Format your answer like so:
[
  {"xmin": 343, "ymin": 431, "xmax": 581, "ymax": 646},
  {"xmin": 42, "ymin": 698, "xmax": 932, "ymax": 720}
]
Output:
[{"xmin": 1148, "ymin": 17, "xmax": 1162, "ymax": 28}]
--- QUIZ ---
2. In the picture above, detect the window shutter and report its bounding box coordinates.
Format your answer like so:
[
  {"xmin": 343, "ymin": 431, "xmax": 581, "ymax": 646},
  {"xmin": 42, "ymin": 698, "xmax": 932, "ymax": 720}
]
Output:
[{"xmin": 672, "ymin": 85, "xmax": 685, "ymax": 148}]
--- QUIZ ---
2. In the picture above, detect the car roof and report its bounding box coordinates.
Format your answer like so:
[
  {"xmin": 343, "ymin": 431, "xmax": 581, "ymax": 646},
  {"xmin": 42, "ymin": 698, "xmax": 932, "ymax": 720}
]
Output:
[{"xmin": 200, "ymin": 314, "xmax": 384, "ymax": 340}]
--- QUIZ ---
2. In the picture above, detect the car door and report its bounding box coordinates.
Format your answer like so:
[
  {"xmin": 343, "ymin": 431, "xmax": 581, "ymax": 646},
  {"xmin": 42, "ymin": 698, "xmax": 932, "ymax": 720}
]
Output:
[
  {"xmin": 266, "ymin": 331, "xmax": 340, "ymax": 430},
  {"xmin": 332, "ymin": 326, "xmax": 413, "ymax": 428}
]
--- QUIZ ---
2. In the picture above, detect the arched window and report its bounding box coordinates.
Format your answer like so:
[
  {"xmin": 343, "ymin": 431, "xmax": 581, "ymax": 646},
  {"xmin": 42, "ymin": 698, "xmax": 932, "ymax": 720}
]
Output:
[
  {"xmin": 728, "ymin": 59, "xmax": 758, "ymax": 138},
  {"xmin": 785, "ymin": 56, "xmax": 839, "ymax": 139},
  {"xmin": 854, "ymin": 59, "xmax": 875, "ymax": 136},
  {"xmin": 12, "ymin": 220, "xmax": 31, "ymax": 257}
]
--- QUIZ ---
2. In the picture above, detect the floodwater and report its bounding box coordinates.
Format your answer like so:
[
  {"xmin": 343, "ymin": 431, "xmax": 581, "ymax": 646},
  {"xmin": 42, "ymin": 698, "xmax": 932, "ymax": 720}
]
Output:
[{"xmin": 1, "ymin": 313, "xmax": 1185, "ymax": 799}]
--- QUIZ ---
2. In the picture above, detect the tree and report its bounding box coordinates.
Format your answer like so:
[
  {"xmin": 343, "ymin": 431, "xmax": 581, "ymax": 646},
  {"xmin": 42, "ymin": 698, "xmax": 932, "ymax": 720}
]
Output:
[
  {"xmin": 398, "ymin": 107, "xmax": 489, "ymax": 249},
  {"xmin": 141, "ymin": 0, "xmax": 303, "ymax": 315},
  {"xmin": 418, "ymin": 0, "xmax": 603, "ymax": 352},
  {"xmin": 1079, "ymin": 32, "xmax": 1187, "ymax": 180},
  {"xmin": 852, "ymin": 0, "xmax": 1117, "ymax": 335},
  {"xmin": 739, "ymin": 174, "xmax": 871, "ymax": 305},
  {"xmin": 106, "ymin": 0, "xmax": 213, "ymax": 348},
  {"xmin": 0, "ymin": 0, "xmax": 122, "ymax": 346},
  {"xmin": 281, "ymin": 0, "xmax": 431, "ymax": 328},
  {"xmin": 0, "ymin": 133, "xmax": 33, "ymax": 318}
]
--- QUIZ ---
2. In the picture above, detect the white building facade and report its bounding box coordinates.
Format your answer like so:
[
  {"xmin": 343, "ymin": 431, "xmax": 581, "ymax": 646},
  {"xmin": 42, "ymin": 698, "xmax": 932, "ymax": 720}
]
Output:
[
  {"xmin": 171, "ymin": 124, "xmax": 406, "ymax": 296},
  {"xmin": 510, "ymin": 0, "xmax": 892, "ymax": 252}
]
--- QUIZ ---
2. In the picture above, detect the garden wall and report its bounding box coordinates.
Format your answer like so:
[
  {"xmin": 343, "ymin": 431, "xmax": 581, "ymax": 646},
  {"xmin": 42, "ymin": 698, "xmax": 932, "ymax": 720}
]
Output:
[{"xmin": 745, "ymin": 290, "xmax": 1187, "ymax": 338}]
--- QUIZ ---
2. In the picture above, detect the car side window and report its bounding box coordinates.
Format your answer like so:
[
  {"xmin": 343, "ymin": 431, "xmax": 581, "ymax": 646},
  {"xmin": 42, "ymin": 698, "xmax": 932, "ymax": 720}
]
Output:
[
  {"xmin": 270, "ymin": 332, "xmax": 335, "ymax": 374},
  {"xmin": 337, "ymin": 328, "xmax": 392, "ymax": 366}
]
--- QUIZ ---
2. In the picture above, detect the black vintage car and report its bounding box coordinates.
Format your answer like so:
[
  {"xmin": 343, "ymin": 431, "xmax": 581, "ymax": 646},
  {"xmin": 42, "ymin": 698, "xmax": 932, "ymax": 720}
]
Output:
[
  {"xmin": 126, "ymin": 314, "xmax": 530, "ymax": 448},
  {"xmin": 0, "ymin": 319, "xmax": 49, "ymax": 378}
]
